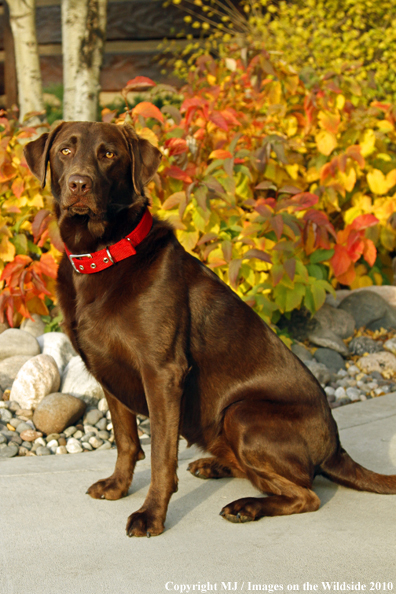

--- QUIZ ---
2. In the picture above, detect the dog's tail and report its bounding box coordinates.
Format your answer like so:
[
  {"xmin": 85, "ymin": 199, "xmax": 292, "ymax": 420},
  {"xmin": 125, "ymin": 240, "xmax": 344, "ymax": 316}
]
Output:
[{"xmin": 320, "ymin": 448, "xmax": 396, "ymax": 494}]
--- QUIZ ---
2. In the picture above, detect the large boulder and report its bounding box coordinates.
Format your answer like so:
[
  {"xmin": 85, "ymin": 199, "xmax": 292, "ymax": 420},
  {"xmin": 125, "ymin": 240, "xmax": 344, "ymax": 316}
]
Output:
[
  {"xmin": 33, "ymin": 393, "xmax": 86, "ymax": 435},
  {"xmin": 36, "ymin": 332, "xmax": 76, "ymax": 375},
  {"xmin": 357, "ymin": 351, "xmax": 396, "ymax": 377},
  {"xmin": 0, "ymin": 329, "xmax": 40, "ymax": 361},
  {"xmin": 10, "ymin": 354, "xmax": 61, "ymax": 410},
  {"xmin": 61, "ymin": 356, "xmax": 104, "ymax": 405},
  {"xmin": 338, "ymin": 290, "xmax": 396, "ymax": 331},
  {"xmin": 0, "ymin": 355, "xmax": 32, "ymax": 391},
  {"xmin": 20, "ymin": 314, "xmax": 46, "ymax": 338}
]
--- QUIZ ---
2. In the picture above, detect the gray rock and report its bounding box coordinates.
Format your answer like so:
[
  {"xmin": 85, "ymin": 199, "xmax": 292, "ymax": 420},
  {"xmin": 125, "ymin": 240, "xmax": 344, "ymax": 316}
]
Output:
[
  {"xmin": 36, "ymin": 332, "xmax": 76, "ymax": 375},
  {"xmin": 10, "ymin": 355, "xmax": 60, "ymax": 410},
  {"xmin": 61, "ymin": 356, "xmax": 104, "ymax": 405},
  {"xmin": 21, "ymin": 314, "xmax": 46, "ymax": 338},
  {"xmin": 15, "ymin": 422, "xmax": 32, "ymax": 434},
  {"xmin": 97, "ymin": 440, "xmax": 111, "ymax": 450},
  {"xmin": 82, "ymin": 442, "xmax": 93, "ymax": 451},
  {"xmin": 0, "ymin": 329, "xmax": 41, "ymax": 362},
  {"xmin": 347, "ymin": 365, "xmax": 360, "ymax": 376},
  {"xmin": 346, "ymin": 387, "xmax": 361, "ymax": 401},
  {"xmin": 349, "ymin": 336, "xmax": 383, "ymax": 356},
  {"xmin": 0, "ymin": 355, "xmax": 32, "ymax": 391},
  {"xmin": 0, "ymin": 443, "xmax": 18, "ymax": 457},
  {"xmin": 312, "ymin": 304, "xmax": 355, "ymax": 339},
  {"xmin": 97, "ymin": 430, "xmax": 110, "ymax": 440},
  {"xmin": 9, "ymin": 433, "xmax": 22, "ymax": 445},
  {"xmin": 95, "ymin": 417, "xmax": 107, "ymax": 431},
  {"xmin": 0, "ymin": 408, "xmax": 12, "ymax": 423},
  {"xmin": 314, "ymin": 348, "xmax": 346, "ymax": 372},
  {"xmin": 308, "ymin": 325, "xmax": 349, "ymax": 355},
  {"xmin": 291, "ymin": 343, "xmax": 313, "ymax": 362},
  {"xmin": 335, "ymin": 386, "xmax": 347, "ymax": 400},
  {"xmin": 304, "ymin": 360, "xmax": 331, "ymax": 385},
  {"xmin": 84, "ymin": 409, "xmax": 103, "ymax": 426},
  {"xmin": 36, "ymin": 446, "xmax": 51, "ymax": 456},
  {"xmin": 324, "ymin": 386, "xmax": 335, "ymax": 402},
  {"xmin": 338, "ymin": 290, "xmax": 396, "ymax": 331},
  {"xmin": 33, "ymin": 393, "xmax": 86, "ymax": 435},
  {"xmin": 21, "ymin": 441, "xmax": 32, "ymax": 449},
  {"xmin": 0, "ymin": 434, "xmax": 6, "ymax": 444}
]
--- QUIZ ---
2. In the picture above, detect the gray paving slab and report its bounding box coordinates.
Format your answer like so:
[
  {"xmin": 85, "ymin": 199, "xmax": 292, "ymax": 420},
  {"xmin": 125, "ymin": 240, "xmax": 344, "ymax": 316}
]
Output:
[{"xmin": 1, "ymin": 394, "xmax": 396, "ymax": 594}]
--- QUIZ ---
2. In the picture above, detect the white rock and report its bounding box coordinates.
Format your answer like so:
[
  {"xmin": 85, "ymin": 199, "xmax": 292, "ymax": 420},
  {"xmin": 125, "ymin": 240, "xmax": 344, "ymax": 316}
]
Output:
[
  {"xmin": 61, "ymin": 356, "xmax": 104, "ymax": 405},
  {"xmin": 347, "ymin": 365, "xmax": 359, "ymax": 376},
  {"xmin": 98, "ymin": 398, "xmax": 109, "ymax": 413},
  {"xmin": 334, "ymin": 387, "xmax": 347, "ymax": 400},
  {"xmin": 97, "ymin": 440, "xmax": 111, "ymax": 450},
  {"xmin": 21, "ymin": 314, "xmax": 46, "ymax": 338},
  {"xmin": 47, "ymin": 439, "xmax": 58, "ymax": 449},
  {"xmin": 36, "ymin": 332, "xmax": 76, "ymax": 375},
  {"xmin": 66, "ymin": 438, "xmax": 83, "ymax": 454},
  {"xmin": 357, "ymin": 352, "xmax": 396, "ymax": 377},
  {"xmin": 384, "ymin": 337, "xmax": 396, "ymax": 356},
  {"xmin": 34, "ymin": 437, "xmax": 46, "ymax": 447},
  {"xmin": 0, "ymin": 329, "xmax": 40, "ymax": 361},
  {"xmin": 10, "ymin": 355, "xmax": 61, "ymax": 410},
  {"xmin": 56, "ymin": 446, "xmax": 68, "ymax": 455}
]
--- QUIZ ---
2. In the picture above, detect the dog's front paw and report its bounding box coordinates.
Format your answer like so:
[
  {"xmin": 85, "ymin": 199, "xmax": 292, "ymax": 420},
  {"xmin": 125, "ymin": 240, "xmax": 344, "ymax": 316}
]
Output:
[
  {"xmin": 126, "ymin": 509, "xmax": 164, "ymax": 537},
  {"xmin": 220, "ymin": 497, "xmax": 263, "ymax": 523},
  {"xmin": 87, "ymin": 475, "xmax": 130, "ymax": 500}
]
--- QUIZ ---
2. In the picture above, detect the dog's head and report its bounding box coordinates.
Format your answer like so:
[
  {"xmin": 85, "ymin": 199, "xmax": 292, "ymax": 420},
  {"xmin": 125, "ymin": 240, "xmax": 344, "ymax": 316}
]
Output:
[{"xmin": 24, "ymin": 121, "xmax": 162, "ymax": 224}]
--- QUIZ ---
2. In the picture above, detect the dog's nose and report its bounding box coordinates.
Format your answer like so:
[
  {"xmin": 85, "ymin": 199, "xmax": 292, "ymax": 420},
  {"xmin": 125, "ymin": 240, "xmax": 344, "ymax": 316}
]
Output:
[{"xmin": 68, "ymin": 174, "xmax": 92, "ymax": 195}]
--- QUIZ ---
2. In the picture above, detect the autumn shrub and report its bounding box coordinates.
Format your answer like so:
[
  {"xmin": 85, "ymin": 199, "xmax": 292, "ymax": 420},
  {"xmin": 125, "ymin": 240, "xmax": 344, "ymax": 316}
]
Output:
[
  {"xmin": 0, "ymin": 110, "xmax": 61, "ymax": 326},
  {"xmin": 109, "ymin": 55, "xmax": 396, "ymax": 328},
  {"xmin": 167, "ymin": 0, "xmax": 396, "ymax": 104}
]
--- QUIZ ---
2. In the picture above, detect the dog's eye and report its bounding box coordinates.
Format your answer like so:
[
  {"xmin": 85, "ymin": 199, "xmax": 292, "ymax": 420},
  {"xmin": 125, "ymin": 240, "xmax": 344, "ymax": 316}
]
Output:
[
  {"xmin": 61, "ymin": 148, "xmax": 71, "ymax": 156},
  {"xmin": 105, "ymin": 151, "xmax": 115, "ymax": 159}
]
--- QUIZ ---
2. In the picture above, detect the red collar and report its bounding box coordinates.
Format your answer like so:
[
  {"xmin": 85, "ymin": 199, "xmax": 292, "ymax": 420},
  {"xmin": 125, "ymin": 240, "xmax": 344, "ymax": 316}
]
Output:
[{"xmin": 64, "ymin": 209, "xmax": 153, "ymax": 274}]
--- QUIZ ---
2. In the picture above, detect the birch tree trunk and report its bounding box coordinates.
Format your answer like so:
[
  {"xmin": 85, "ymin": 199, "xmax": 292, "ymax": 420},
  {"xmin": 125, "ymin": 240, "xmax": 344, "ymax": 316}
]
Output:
[
  {"xmin": 6, "ymin": 0, "xmax": 45, "ymax": 123},
  {"xmin": 62, "ymin": 0, "xmax": 108, "ymax": 121}
]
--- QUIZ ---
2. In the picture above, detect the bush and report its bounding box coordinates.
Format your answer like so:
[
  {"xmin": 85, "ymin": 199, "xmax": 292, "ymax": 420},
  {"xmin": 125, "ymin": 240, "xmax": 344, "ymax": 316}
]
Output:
[
  {"xmin": 167, "ymin": 0, "xmax": 396, "ymax": 104},
  {"xmin": 108, "ymin": 57, "xmax": 396, "ymax": 328},
  {"xmin": 0, "ymin": 110, "xmax": 61, "ymax": 326}
]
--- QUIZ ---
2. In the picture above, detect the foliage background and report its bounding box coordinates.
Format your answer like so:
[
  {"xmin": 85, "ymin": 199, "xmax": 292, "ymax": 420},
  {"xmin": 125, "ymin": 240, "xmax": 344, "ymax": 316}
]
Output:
[{"xmin": 1, "ymin": 0, "xmax": 396, "ymax": 331}]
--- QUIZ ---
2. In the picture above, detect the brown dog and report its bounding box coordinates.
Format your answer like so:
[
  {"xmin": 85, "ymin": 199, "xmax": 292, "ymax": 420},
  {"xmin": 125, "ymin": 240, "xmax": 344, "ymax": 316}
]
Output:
[{"xmin": 24, "ymin": 121, "xmax": 396, "ymax": 537}]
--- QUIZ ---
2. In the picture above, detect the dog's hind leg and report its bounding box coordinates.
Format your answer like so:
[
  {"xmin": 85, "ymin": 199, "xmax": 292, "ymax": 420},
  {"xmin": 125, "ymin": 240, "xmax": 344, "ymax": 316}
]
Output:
[
  {"xmin": 86, "ymin": 391, "xmax": 145, "ymax": 500},
  {"xmin": 219, "ymin": 400, "xmax": 321, "ymax": 523}
]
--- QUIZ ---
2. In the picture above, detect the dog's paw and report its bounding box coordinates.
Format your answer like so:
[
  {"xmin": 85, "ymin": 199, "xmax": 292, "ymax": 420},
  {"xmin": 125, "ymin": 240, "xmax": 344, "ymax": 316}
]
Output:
[
  {"xmin": 126, "ymin": 509, "xmax": 164, "ymax": 538},
  {"xmin": 188, "ymin": 458, "xmax": 232, "ymax": 480},
  {"xmin": 86, "ymin": 476, "xmax": 129, "ymax": 500},
  {"xmin": 219, "ymin": 497, "xmax": 263, "ymax": 523}
]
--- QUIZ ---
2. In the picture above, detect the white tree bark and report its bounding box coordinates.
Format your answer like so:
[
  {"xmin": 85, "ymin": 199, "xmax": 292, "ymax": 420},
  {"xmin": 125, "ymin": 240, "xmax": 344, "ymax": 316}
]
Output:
[
  {"xmin": 6, "ymin": 0, "xmax": 45, "ymax": 123},
  {"xmin": 62, "ymin": 0, "xmax": 108, "ymax": 121}
]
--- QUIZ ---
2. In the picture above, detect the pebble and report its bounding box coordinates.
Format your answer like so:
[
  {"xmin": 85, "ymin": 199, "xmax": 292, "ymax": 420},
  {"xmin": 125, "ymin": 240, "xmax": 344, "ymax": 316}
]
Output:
[
  {"xmin": 19, "ymin": 430, "xmax": 42, "ymax": 442},
  {"xmin": 82, "ymin": 442, "xmax": 93, "ymax": 451},
  {"xmin": 84, "ymin": 409, "xmax": 103, "ymax": 426},
  {"xmin": 34, "ymin": 437, "xmax": 47, "ymax": 447},
  {"xmin": 98, "ymin": 398, "xmax": 109, "ymax": 413},
  {"xmin": 66, "ymin": 438, "xmax": 83, "ymax": 454},
  {"xmin": 10, "ymin": 434, "xmax": 22, "ymax": 445},
  {"xmin": 346, "ymin": 387, "xmax": 361, "ymax": 401},
  {"xmin": 347, "ymin": 365, "xmax": 360, "ymax": 376},
  {"xmin": 335, "ymin": 387, "xmax": 347, "ymax": 400},
  {"xmin": 18, "ymin": 446, "xmax": 29, "ymax": 456},
  {"xmin": 36, "ymin": 446, "xmax": 51, "ymax": 456},
  {"xmin": 98, "ymin": 440, "xmax": 111, "ymax": 450},
  {"xmin": 0, "ymin": 434, "xmax": 6, "ymax": 444},
  {"xmin": 56, "ymin": 446, "xmax": 68, "ymax": 455},
  {"xmin": 64, "ymin": 426, "xmax": 77, "ymax": 438},
  {"xmin": 47, "ymin": 439, "xmax": 58, "ymax": 449},
  {"xmin": 16, "ymin": 422, "xmax": 33, "ymax": 434},
  {"xmin": 95, "ymin": 417, "xmax": 107, "ymax": 431},
  {"xmin": 0, "ymin": 443, "xmax": 18, "ymax": 457},
  {"xmin": 89, "ymin": 436, "xmax": 103, "ymax": 449},
  {"xmin": 97, "ymin": 430, "xmax": 110, "ymax": 440}
]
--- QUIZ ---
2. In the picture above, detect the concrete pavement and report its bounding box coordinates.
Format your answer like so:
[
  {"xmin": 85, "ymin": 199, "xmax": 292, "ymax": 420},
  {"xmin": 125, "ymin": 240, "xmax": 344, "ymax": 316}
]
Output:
[{"xmin": 1, "ymin": 394, "xmax": 396, "ymax": 594}]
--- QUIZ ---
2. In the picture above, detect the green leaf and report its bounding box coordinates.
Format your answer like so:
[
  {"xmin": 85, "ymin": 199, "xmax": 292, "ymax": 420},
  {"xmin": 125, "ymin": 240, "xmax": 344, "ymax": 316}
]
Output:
[
  {"xmin": 309, "ymin": 249, "xmax": 335, "ymax": 264},
  {"xmin": 285, "ymin": 283, "xmax": 306, "ymax": 312},
  {"xmin": 307, "ymin": 263, "xmax": 326, "ymax": 280}
]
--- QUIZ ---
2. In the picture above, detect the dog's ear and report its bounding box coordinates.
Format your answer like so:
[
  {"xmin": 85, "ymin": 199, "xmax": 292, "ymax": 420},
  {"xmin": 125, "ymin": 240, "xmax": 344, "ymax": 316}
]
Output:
[
  {"xmin": 121, "ymin": 124, "xmax": 162, "ymax": 194},
  {"xmin": 23, "ymin": 122, "xmax": 65, "ymax": 188}
]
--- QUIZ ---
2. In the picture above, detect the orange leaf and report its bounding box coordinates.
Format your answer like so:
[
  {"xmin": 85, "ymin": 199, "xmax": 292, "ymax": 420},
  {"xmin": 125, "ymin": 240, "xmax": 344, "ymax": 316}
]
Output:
[
  {"xmin": 363, "ymin": 239, "xmax": 376, "ymax": 267},
  {"xmin": 336, "ymin": 264, "xmax": 356, "ymax": 286},
  {"xmin": 32, "ymin": 209, "xmax": 51, "ymax": 242},
  {"xmin": 165, "ymin": 138, "xmax": 188, "ymax": 156},
  {"xmin": 209, "ymin": 149, "xmax": 233, "ymax": 160},
  {"xmin": 331, "ymin": 245, "xmax": 352, "ymax": 277},
  {"xmin": 124, "ymin": 76, "xmax": 156, "ymax": 93},
  {"xmin": 163, "ymin": 166, "xmax": 192, "ymax": 183},
  {"xmin": 208, "ymin": 112, "xmax": 228, "ymax": 131},
  {"xmin": 132, "ymin": 102, "xmax": 164, "ymax": 123},
  {"xmin": 350, "ymin": 214, "xmax": 378, "ymax": 231},
  {"xmin": 11, "ymin": 178, "xmax": 24, "ymax": 199}
]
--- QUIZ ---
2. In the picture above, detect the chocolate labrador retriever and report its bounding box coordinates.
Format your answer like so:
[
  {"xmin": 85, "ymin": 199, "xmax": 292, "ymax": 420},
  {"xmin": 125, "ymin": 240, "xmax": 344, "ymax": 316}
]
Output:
[{"xmin": 24, "ymin": 122, "xmax": 396, "ymax": 537}]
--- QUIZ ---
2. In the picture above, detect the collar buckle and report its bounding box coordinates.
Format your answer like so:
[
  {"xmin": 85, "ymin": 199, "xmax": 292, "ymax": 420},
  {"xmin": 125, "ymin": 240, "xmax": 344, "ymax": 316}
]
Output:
[{"xmin": 69, "ymin": 253, "xmax": 93, "ymax": 273}]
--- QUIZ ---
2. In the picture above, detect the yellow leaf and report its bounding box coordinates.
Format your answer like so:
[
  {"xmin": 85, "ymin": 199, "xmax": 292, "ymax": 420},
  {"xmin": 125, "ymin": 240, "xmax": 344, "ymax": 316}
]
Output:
[
  {"xmin": 268, "ymin": 81, "xmax": 282, "ymax": 105},
  {"xmin": 337, "ymin": 166, "xmax": 356, "ymax": 192},
  {"xmin": 285, "ymin": 164, "xmax": 299, "ymax": 180},
  {"xmin": 0, "ymin": 236, "xmax": 16, "ymax": 262},
  {"xmin": 380, "ymin": 226, "xmax": 395, "ymax": 251},
  {"xmin": 386, "ymin": 169, "xmax": 396, "ymax": 189},
  {"xmin": 284, "ymin": 116, "xmax": 298, "ymax": 137},
  {"xmin": 367, "ymin": 169, "xmax": 388, "ymax": 195},
  {"xmin": 138, "ymin": 127, "xmax": 159, "ymax": 147},
  {"xmin": 315, "ymin": 130, "xmax": 337, "ymax": 156},
  {"xmin": 376, "ymin": 120, "xmax": 394, "ymax": 133},
  {"xmin": 177, "ymin": 230, "xmax": 199, "ymax": 252},
  {"xmin": 360, "ymin": 129, "xmax": 376, "ymax": 157},
  {"xmin": 207, "ymin": 74, "xmax": 216, "ymax": 86},
  {"xmin": 336, "ymin": 95, "xmax": 345, "ymax": 110}
]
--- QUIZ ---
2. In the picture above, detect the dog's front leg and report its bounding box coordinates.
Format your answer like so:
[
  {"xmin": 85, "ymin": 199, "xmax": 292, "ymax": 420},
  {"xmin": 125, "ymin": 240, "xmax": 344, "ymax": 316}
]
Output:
[{"xmin": 126, "ymin": 361, "xmax": 187, "ymax": 537}]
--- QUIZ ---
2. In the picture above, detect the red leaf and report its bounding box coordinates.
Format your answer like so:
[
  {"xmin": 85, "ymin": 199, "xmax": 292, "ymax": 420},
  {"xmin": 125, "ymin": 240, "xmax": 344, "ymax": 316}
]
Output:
[
  {"xmin": 124, "ymin": 76, "xmax": 156, "ymax": 92},
  {"xmin": 163, "ymin": 166, "xmax": 192, "ymax": 183},
  {"xmin": 1, "ymin": 255, "xmax": 32, "ymax": 282},
  {"xmin": 229, "ymin": 258, "xmax": 242, "ymax": 288},
  {"xmin": 132, "ymin": 102, "xmax": 164, "ymax": 123},
  {"xmin": 331, "ymin": 245, "xmax": 352, "ymax": 277},
  {"xmin": 165, "ymin": 138, "xmax": 188, "ymax": 156},
  {"xmin": 350, "ymin": 214, "xmax": 378, "ymax": 231},
  {"xmin": 284, "ymin": 258, "xmax": 296, "ymax": 280},
  {"xmin": 209, "ymin": 112, "xmax": 229, "ymax": 131},
  {"xmin": 290, "ymin": 192, "xmax": 319, "ymax": 211},
  {"xmin": 271, "ymin": 214, "xmax": 284, "ymax": 240},
  {"xmin": 243, "ymin": 249, "xmax": 272, "ymax": 263},
  {"xmin": 32, "ymin": 209, "xmax": 51, "ymax": 243},
  {"xmin": 209, "ymin": 149, "xmax": 233, "ymax": 160},
  {"xmin": 346, "ymin": 145, "xmax": 365, "ymax": 169},
  {"xmin": 346, "ymin": 231, "xmax": 364, "ymax": 262}
]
